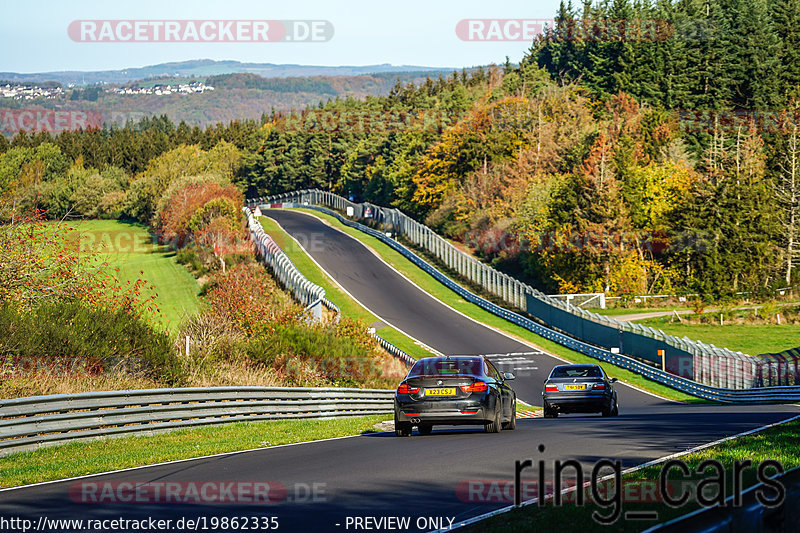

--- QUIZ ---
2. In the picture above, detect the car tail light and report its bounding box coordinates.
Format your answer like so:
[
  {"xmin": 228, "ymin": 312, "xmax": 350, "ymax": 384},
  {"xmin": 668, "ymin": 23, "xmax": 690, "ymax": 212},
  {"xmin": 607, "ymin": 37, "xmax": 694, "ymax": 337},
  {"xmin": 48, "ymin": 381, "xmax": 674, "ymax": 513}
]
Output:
[
  {"xmin": 545, "ymin": 385, "xmax": 559, "ymax": 392},
  {"xmin": 461, "ymin": 381, "xmax": 489, "ymax": 393},
  {"xmin": 592, "ymin": 383, "xmax": 606, "ymax": 390},
  {"xmin": 397, "ymin": 383, "xmax": 420, "ymax": 394}
]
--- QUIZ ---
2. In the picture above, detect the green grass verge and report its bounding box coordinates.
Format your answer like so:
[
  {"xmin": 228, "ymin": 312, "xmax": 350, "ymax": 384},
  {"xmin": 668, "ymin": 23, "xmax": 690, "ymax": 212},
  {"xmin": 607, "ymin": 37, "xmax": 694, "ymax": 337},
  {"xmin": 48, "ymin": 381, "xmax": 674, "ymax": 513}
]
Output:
[
  {"xmin": 258, "ymin": 215, "xmax": 432, "ymax": 360},
  {"xmin": 67, "ymin": 219, "xmax": 201, "ymax": 332},
  {"xmin": 516, "ymin": 403, "xmax": 542, "ymax": 414},
  {"xmin": 290, "ymin": 209, "xmax": 698, "ymax": 403},
  {"xmin": 636, "ymin": 318, "xmax": 800, "ymax": 356},
  {"xmin": 594, "ymin": 306, "xmax": 691, "ymax": 316},
  {"xmin": 464, "ymin": 417, "xmax": 800, "ymax": 532},
  {"xmin": 0, "ymin": 415, "xmax": 390, "ymax": 488}
]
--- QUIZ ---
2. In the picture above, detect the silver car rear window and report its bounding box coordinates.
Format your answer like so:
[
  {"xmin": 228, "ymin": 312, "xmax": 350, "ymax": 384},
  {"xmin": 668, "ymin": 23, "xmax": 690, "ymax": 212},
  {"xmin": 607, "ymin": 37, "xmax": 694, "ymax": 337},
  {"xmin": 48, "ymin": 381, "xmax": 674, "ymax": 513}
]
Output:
[{"xmin": 550, "ymin": 366, "xmax": 601, "ymax": 378}]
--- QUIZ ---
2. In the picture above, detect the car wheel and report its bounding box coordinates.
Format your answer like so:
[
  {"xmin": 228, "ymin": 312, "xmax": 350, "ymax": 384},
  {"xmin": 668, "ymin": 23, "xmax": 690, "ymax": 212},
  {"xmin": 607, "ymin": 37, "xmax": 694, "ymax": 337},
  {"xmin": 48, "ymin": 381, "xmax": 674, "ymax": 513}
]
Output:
[
  {"xmin": 485, "ymin": 403, "xmax": 502, "ymax": 433},
  {"xmin": 503, "ymin": 399, "xmax": 517, "ymax": 430},
  {"xmin": 417, "ymin": 423, "xmax": 433, "ymax": 436},
  {"xmin": 602, "ymin": 400, "xmax": 613, "ymax": 417},
  {"xmin": 612, "ymin": 399, "xmax": 619, "ymax": 416},
  {"xmin": 394, "ymin": 413, "xmax": 412, "ymax": 437},
  {"xmin": 543, "ymin": 403, "xmax": 557, "ymax": 418}
]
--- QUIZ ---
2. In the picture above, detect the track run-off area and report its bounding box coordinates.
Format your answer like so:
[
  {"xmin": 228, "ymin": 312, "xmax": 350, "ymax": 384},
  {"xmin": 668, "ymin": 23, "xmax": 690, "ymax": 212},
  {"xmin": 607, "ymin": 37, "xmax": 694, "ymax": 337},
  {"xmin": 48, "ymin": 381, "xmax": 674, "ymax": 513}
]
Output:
[{"xmin": 0, "ymin": 208, "xmax": 797, "ymax": 532}]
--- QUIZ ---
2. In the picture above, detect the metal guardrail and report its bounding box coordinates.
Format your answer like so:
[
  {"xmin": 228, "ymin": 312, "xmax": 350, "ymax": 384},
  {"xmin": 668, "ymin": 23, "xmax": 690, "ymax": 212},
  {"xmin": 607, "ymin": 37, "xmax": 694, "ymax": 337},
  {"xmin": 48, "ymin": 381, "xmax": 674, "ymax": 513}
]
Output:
[
  {"xmin": 251, "ymin": 191, "xmax": 800, "ymax": 389},
  {"xmin": 250, "ymin": 208, "xmax": 417, "ymax": 368},
  {"xmin": 323, "ymin": 294, "xmax": 415, "ymax": 367},
  {"xmin": 244, "ymin": 207, "xmax": 325, "ymax": 320},
  {"xmin": 644, "ymin": 466, "xmax": 800, "ymax": 532},
  {"xmin": 252, "ymin": 193, "xmax": 800, "ymax": 402},
  {"xmin": 0, "ymin": 212, "xmax": 413, "ymax": 457},
  {"xmin": 0, "ymin": 387, "xmax": 394, "ymax": 457},
  {"xmin": 373, "ymin": 335, "xmax": 416, "ymax": 367},
  {"xmin": 250, "ymin": 192, "xmax": 759, "ymax": 382}
]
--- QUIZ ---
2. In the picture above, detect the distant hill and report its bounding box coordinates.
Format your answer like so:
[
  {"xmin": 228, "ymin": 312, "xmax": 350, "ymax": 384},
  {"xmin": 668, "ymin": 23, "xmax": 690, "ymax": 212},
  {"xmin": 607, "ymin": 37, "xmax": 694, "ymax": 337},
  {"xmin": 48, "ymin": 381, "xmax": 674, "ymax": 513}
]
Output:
[
  {"xmin": 0, "ymin": 70, "xmax": 470, "ymax": 131},
  {"xmin": 0, "ymin": 59, "xmax": 453, "ymax": 86}
]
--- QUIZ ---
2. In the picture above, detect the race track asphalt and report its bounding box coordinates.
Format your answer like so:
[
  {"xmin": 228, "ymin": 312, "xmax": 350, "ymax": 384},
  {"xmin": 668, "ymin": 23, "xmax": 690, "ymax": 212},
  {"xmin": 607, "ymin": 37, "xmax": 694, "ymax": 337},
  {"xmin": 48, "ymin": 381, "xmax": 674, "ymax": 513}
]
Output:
[{"xmin": 0, "ymin": 209, "xmax": 796, "ymax": 533}]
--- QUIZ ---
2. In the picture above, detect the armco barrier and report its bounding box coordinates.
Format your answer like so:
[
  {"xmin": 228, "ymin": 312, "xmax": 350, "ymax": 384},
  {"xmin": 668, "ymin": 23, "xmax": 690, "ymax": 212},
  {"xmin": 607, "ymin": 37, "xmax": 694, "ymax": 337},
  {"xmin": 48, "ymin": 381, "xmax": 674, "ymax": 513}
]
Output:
[
  {"xmin": 248, "ymin": 207, "xmax": 417, "ymax": 368},
  {"xmin": 0, "ymin": 387, "xmax": 394, "ymax": 456},
  {"xmin": 251, "ymin": 193, "xmax": 800, "ymax": 402},
  {"xmin": 245, "ymin": 207, "xmax": 324, "ymax": 320},
  {"xmin": 250, "ymin": 190, "xmax": 797, "ymax": 388},
  {"xmin": 254, "ymin": 191, "xmax": 767, "ymax": 388}
]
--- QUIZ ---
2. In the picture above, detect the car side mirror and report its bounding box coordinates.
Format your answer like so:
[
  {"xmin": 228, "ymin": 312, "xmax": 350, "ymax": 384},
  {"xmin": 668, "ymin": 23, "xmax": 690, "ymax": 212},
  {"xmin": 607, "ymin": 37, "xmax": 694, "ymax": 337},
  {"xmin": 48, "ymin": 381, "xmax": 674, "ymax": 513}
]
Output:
[
  {"xmin": 610, "ymin": 377, "xmax": 618, "ymax": 383},
  {"xmin": 503, "ymin": 372, "xmax": 516, "ymax": 380}
]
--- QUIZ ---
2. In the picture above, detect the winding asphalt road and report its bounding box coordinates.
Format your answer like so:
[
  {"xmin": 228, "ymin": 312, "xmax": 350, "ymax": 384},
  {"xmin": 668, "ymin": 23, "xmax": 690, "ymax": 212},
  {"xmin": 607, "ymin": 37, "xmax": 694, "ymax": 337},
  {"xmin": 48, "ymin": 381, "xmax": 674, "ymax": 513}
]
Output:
[{"xmin": 0, "ymin": 209, "xmax": 796, "ymax": 533}]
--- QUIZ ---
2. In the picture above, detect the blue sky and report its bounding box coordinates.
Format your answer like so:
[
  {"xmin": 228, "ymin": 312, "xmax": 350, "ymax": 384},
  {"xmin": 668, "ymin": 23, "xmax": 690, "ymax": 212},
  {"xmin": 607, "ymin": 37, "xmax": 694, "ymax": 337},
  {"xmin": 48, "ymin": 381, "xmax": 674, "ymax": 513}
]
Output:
[{"xmin": 1, "ymin": 0, "xmax": 562, "ymax": 73}]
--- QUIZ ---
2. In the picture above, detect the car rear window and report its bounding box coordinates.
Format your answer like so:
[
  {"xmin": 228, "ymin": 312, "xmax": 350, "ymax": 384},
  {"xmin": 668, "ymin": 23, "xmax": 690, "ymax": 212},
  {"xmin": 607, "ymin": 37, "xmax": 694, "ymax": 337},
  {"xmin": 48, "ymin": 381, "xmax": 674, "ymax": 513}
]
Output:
[
  {"xmin": 408, "ymin": 358, "xmax": 483, "ymax": 377},
  {"xmin": 550, "ymin": 366, "xmax": 601, "ymax": 378}
]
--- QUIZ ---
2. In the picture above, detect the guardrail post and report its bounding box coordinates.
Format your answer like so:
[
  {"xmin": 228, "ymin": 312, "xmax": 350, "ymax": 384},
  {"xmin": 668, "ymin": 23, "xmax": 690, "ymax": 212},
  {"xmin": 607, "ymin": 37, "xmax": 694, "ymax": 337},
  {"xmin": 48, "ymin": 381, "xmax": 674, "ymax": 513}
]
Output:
[{"xmin": 307, "ymin": 298, "xmax": 323, "ymax": 321}]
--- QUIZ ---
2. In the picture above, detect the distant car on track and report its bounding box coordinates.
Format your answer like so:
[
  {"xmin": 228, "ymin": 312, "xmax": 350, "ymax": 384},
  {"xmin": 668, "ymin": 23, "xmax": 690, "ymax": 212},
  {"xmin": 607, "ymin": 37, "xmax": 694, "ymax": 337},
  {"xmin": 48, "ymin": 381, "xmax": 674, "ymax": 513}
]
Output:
[
  {"xmin": 542, "ymin": 364, "xmax": 619, "ymax": 418},
  {"xmin": 394, "ymin": 355, "xmax": 516, "ymax": 436}
]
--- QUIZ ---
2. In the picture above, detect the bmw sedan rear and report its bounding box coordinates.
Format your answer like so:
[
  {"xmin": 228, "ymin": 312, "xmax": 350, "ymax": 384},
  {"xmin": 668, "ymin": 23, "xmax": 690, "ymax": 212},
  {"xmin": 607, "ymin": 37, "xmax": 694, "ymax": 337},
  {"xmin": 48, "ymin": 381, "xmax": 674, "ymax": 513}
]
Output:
[
  {"xmin": 394, "ymin": 356, "xmax": 516, "ymax": 436},
  {"xmin": 542, "ymin": 364, "xmax": 619, "ymax": 417}
]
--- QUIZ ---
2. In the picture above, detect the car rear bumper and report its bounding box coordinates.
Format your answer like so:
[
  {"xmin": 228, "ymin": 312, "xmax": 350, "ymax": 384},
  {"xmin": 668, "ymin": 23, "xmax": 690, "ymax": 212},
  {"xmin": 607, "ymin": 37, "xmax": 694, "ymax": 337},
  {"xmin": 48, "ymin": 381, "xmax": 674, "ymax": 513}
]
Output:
[
  {"xmin": 543, "ymin": 393, "xmax": 608, "ymax": 411},
  {"xmin": 395, "ymin": 399, "xmax": 490, "ymax": 425}
]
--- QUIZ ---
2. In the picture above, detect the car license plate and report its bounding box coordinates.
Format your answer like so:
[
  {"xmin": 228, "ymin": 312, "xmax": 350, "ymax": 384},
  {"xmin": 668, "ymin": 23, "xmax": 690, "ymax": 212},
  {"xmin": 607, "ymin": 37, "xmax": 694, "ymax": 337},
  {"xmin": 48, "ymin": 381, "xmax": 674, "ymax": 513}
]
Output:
[
  {"xmin": 425, "ymin": 388, "xmax": 456, "ymax": 396},
  {"xmin": 564, "ymin": 384, "xmax": 585, "ymax": 391}
]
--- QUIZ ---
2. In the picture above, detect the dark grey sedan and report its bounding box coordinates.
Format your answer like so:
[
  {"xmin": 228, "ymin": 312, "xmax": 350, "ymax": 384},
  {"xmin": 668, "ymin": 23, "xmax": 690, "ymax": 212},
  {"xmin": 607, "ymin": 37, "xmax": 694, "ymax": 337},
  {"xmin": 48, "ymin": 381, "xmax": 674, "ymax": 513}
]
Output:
[
  {"xmin": 542, "ymin": 364, "xmax": 619, "ymax": 417},
  {"xmin": 394, "ymin": 356, "xmax": 516, "ymax": 436}
]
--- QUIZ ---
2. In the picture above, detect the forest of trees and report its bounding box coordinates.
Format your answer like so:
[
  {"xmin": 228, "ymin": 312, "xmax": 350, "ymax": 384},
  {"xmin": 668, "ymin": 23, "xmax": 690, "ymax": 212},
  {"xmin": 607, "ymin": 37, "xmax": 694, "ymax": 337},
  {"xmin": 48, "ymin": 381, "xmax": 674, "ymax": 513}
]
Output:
[{"xmin": 2, "ymin": 0, "xmax": 799, "ymax": 300}]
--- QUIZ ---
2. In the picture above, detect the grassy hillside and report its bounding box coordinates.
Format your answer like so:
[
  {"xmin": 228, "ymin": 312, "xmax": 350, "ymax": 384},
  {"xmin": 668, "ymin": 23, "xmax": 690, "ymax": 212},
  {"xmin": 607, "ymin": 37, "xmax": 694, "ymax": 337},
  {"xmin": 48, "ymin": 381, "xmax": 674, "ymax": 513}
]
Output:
[{"xmin": 70, "ymin": 219, "xmax": 201, "ymax": 331}]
